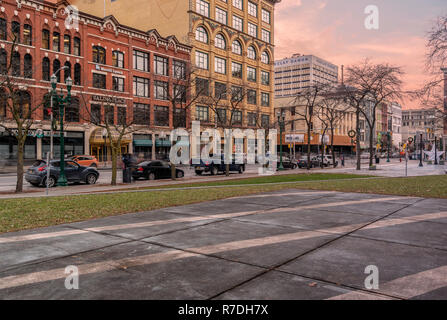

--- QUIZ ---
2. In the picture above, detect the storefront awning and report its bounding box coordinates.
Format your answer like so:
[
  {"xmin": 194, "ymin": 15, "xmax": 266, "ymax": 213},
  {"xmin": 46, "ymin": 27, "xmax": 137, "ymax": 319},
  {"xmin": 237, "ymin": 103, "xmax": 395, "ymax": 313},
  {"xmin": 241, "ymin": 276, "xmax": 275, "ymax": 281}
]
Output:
[
  {"xmin": 133, "ymin": 140, "xmax": 153, "ymax": 147},
  {"xmin": 155, "ymin": 140, "xmax": 171, "ymax": 147}
]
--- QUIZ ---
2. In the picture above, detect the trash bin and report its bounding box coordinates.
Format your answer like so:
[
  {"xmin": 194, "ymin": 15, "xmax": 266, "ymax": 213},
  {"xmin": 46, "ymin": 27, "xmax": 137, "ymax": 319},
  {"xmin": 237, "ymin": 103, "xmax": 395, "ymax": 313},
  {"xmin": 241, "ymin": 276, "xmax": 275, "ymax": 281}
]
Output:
[
  {"xmin": 123, "ymin": 167, "xmax": 132, "ymax": 183},
  {"xmin": 375, "ymin": 156, "xmax": 380, "ymax": 164}
]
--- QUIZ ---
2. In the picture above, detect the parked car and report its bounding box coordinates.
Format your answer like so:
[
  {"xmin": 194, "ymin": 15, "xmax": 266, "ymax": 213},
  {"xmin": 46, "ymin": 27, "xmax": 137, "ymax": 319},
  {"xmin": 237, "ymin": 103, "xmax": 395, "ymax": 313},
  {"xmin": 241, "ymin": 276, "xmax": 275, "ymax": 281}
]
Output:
[
  {"xmin": 70, "ymin": 155, "xmax": 99, "ymax": 168},
  {"xmin": 318, "ymin": 155, "xmax": 339, "ymax": 167},
  {"xmin": 25, "ymin": 160, "xmax": 100, "ymax": 187},
  {"xmin": 133, "ymin": 160, "xmax": 184, "ymax": 180},
  {"xmin": 192, "ymin": 155, "xmax": 245, "ymax": 175},
  {"xmin": 298, "ymin": 157, "xmax": 320, "ymax": 169},
  {"xmin": 271, "ymin": 156, "xmax": 298, "ymax": 170}
]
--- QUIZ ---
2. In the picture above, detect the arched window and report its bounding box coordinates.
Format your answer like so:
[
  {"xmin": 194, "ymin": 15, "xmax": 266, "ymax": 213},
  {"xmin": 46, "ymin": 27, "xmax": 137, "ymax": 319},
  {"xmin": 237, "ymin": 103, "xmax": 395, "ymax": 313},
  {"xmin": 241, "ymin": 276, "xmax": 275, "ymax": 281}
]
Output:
[
  {"xmin": 215, "ymin": 33, "xmax": 226, "ymax": 49},
  {"xmin": 12, "ymin": 52, "xmax": 20, "ymax": 77},
  {"xmin": 64, "ymin": 35, "xmax": 71, "ymax": 54},
  {"xmin": 66, "ymin": 97, "xmax": 79, "ymax": 123},
  {"xmin": 0, "ymin": 49, "xmax": 7, "ymax": 74},
  {"xmin": 42, "ymin": 29, "xmax": 50, "ymax": 49},
  {"xmin": 64, "ymin": 61, "xmax": 71, "ymax": 82},
  {"xmin": 11, "ymin": 21, "xmax": 20, "ymax": 43},
  {"xmin": 74, "ymin": 63, "xmax": 81, "ymax": 85},
  {"xmin": 247, "ymin": 46, "xmax": 256, "ymax": 60},
  {"xmin": 15, "ymin": 91, "xmax": 31, "ymax": 119},
  {"xmin": 53, "ymin": 32, "xmax": 60, "ymax": 51},
  {"xmin": 261, "ymin": 51, "xmax": 270, "ymax": 64},
  {"xmin": 23, "ymin": 24, "xmax": 32, "ymax": 46},
  {"xmin": 92, "ymin": 46, "xmax": 106, "ymax": 64},
  {"xmin": 24, "ymin": 54, "xmax": 32, "ymax": 78},
  {"xmin": 195, "ymin": 26, "xmax": 208, "ymax": 43},
  {"xmin": 74, "ymin": 37, "xmax": 81, "ymax": 56},
  {"xmin": 42, "ymin": 57, "xmax": 50, "ymax": 81},
  {"xmin": 53, "ymin": 59, "xmax": 61, "ymax": 82},
  {"xmin": 232, "ymin": 40, "xmax": 242, "ymax": 55},
  {"xmin": 0, "ymin": 18, "xmax": 6, "ymax": 40}
]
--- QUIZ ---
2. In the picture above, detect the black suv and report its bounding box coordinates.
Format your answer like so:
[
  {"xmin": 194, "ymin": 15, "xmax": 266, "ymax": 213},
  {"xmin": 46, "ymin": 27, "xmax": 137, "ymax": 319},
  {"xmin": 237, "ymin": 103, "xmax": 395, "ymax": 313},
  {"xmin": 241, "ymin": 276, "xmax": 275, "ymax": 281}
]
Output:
[{"xmin": 192, "ymin": 154, "xmax": 245, "ymax": 175}]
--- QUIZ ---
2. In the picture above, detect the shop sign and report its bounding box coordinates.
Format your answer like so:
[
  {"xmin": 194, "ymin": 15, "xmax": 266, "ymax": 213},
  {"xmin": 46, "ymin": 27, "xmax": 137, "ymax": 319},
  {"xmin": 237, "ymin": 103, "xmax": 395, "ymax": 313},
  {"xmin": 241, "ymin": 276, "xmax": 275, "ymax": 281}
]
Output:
[
  {"xmin": 92, "ymin": 95, "xmax": 126, "ymax": 105},
  {"xmin": 285, "ymin": 134, "xmax": 304, "ymax": 143},
  {"xmin": 95, "ymin": 64, "xmax": 124, "ymax": 75}
]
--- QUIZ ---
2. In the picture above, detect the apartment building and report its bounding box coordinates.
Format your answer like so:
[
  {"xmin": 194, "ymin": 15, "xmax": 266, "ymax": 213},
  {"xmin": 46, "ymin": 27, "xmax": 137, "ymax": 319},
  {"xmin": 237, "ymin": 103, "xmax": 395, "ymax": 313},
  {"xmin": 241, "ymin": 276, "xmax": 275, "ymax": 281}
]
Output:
[
  {"xmin": 274, "ymin": 54, "xmax": 338, "ymax": 97},
  {"xmin": 70, "ymin": 0, "xmax": 280, "ymax": 132},
  {"xmin": 402, "ymin": 108, "xmax": 444, "ymax": 144}
]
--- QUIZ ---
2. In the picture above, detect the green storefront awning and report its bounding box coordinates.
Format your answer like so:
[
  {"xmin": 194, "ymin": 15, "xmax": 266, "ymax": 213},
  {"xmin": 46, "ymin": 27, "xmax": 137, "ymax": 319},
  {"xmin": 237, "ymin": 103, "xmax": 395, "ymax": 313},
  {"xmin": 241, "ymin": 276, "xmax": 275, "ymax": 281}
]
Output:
[
  {"xmin": 155, "ymin": 140, "xmax": 171, "ymax": 147},
  {"xmin": 133, "ymin": 140, "xmax": 153, "ymax": 147}
]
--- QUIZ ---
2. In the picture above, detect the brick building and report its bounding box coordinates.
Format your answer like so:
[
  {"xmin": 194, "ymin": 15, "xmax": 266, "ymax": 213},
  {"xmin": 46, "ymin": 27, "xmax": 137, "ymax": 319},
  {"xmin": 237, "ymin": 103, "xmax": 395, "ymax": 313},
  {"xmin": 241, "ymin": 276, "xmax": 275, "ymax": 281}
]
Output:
[{"xmin": 0, "ymin": 0, "xmax": 191, "ymax": 165}]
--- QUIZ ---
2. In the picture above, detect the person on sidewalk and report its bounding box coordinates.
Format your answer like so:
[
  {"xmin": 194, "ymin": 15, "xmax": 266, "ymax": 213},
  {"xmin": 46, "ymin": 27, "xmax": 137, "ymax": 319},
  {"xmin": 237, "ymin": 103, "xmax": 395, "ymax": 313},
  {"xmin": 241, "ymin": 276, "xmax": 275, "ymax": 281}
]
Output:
[{"xmin": 341, "ymin": 154, "xmax": 345, "ymax": 167}]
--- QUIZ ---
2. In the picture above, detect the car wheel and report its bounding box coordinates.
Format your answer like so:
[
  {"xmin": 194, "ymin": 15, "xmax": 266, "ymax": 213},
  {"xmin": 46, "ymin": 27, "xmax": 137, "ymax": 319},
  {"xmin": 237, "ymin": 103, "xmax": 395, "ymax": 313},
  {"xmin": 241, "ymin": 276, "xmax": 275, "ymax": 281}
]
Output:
[
  {"xmin": 43, "ymin": 176, "xmax": 56, "ymax": 188},
  {"xmin": 148, "ymin": 172, "xmax": 156, "ymax": 181},
  {"xmin": 86, "ymin": 173, "xmax": 97, "ymax": 185},
  {"xmin": 195, "ymin": 170, "xmax": 203, "ymax": 176},
  {"xmin": 211, "ymin": 166, "xmax": 218, "ymax": 176},
  {"xmin": 176, "ymin": 171, "xmax": 184, "ymax": 178}
]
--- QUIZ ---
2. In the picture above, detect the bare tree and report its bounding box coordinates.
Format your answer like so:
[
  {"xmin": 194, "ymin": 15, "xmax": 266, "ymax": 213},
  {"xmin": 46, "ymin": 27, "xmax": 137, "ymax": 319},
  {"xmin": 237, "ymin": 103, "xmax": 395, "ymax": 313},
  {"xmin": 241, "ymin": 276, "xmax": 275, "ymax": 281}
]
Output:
[
  {"xmin": 426, "ymin": 15, "xmax": 447, "ymax": 72},
  {"xmin": 345, "ymin": 60, "xmax": 404, "ymax": 168}
]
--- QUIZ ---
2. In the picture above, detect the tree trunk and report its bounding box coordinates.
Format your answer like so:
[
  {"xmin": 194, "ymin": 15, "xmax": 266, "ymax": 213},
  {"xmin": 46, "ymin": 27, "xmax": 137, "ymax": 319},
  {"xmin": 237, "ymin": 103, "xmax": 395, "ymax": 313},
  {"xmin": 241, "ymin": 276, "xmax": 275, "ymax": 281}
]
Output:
[
  {"xmin": 226, "ymin": 163, "xmax": 230, "ymax": 176},
  {"xmin": 369, "ymin": 126, "xmax": 375, "ymax": 167},
  {"xmin": 307, "ymin": 126, "xmax": 311, "ymax": 171},
  {"xmin": 111, "ymin": 146, "xmax": 118, "ymax": 186},
  {"xmin": 15, "ymin": 138, "xmax": 25, "ymax": 193},
  {"xmin": 356, "ymin": 110, "xmax": 361, "ymax": 170},
  {"xmin": 331, "ymin": 128, "xmax": 336, "ymax": 168},
  {"xmin": 171, "ymin": 162, "xmax": 176, "ymax": 180}
]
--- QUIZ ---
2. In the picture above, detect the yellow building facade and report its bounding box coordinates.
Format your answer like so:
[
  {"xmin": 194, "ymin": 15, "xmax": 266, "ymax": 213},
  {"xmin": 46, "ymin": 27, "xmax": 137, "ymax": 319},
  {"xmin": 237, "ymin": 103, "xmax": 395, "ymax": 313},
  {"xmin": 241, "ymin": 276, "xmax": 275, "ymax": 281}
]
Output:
[{"xmin": 70, "ymin": 0, "xmax": 280, "ymax": 130}]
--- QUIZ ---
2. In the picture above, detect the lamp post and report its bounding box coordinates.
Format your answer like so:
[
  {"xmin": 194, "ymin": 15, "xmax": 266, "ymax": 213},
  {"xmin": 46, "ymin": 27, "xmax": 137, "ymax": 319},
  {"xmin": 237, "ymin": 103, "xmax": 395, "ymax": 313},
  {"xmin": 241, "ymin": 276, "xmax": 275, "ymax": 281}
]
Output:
[
  {"xmin": 50, "ymin": 75, "xmax": 73, "ymax": 187},
  {"xmin": 387, "ymin": 132, "xmax": 391, "ymax": 163},
  {"xmin": 277, "ymin": 111, "xmax": 285, "ymax": 171},
  {"xmin": 419, "ymin": 133, "xmax": 424, "ymax": 167},
  {"xmin": 434, "ymin": 136, "xmax": 438, "ymax": 165}
]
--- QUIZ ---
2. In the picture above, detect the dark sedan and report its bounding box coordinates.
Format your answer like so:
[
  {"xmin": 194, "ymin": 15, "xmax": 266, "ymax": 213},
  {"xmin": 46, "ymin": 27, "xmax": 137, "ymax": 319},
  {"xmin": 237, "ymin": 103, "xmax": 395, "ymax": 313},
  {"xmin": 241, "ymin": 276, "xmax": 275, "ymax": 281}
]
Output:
[
  {"xmin": 298, "ymin": 157, "xmax": 320, "ymax": 169},
  {"xmin": 133, "ymin": 160, "xmax": 184, "ymax": 180},
  {"xmin": 25, "ymin": 160, "xmax": 100, "ymax": 187}
]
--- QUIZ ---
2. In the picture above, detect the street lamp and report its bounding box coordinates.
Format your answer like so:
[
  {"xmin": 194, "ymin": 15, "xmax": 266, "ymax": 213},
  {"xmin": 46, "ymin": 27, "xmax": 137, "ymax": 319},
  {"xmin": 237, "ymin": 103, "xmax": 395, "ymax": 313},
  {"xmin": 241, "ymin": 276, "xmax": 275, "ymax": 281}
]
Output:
[
  {"xmin": 51, "ymin": 75, "xmax": 72, "ymax": 187},
  {"xmin": 419, "ymin": 133, "xmax": 424, "ymax": 167},
  {"xmin": 387, "ymin": 132, "xmax": 391, "ymax": 163},
  {"xmin": 434, "ymin": 136, "xmax": 438, "ymax": 165},
  {"xmin": 277, "ymin": 111, "xmax": 285, "ymax": 171}
]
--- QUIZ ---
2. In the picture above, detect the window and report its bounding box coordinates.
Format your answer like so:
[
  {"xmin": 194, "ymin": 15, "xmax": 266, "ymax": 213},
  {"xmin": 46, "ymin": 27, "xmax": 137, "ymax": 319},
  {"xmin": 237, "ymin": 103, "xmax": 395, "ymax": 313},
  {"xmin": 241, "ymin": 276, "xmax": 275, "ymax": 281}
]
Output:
[
  {"xmin": 247, "ymin": 46, "xmax": 256, "ymax": 60},
  {"xmin": 12, "ymin": 21, "xmax": 20, "ymax": 43},
  {"xmin": 262, "ymin": 9, "xmax": 271, "ymax": 24},
  {"xmin": 93, "ymin": 73, "xmax": 106, "ymax": 89},
  {"xmin": 53, "ymin": 59, "xmax": 61, "ymax": 82},
  {"xmin": 23, "ymin": 25, "xmax": 32, "ymax": 46},
  {"xmin": 42, "ymin": 30, "xmax": 50, "ymax": 50},
  {"xmin": 113, "ymin": 51, "xmax": 124, "ymax": 68},
  {"xmin": 133, "ymin": 76, "xmax": 150, "ymax": 97},
  {"xmin": 66, "ymin": 97, "xmax": 80, "ymax": 123},
  {"xmin": 173, "ymin": 60, "xmax": 186, "ymax": 79},
  {"xmin": 133, "ymin": 50, "xmax": 149, "ymax": 72},
  {"xmin": 196, "ymin": 106, "xmax": 209, "ymax": 122},
  {"xmin": 195, "ymin": 51, "xmax": 208, "ymax": 70},
  {"xmin": 16, "ymin": 91, "xmax": 31, "ymax": 119},
  {"xmin": 53, "ymin": 32, "xmax": 60, "ymax": 52},
  {"xmin": 231, "ymin": 86, "xmax": 243, "ymax": 102},
  {"xmin": 261, "ymin": 51, "xmax": 270, "ymax": 64},
  {"xmin": 215, "ymin": 7, "xmax": 227, "ymax": 24},
  {"xmin": 74, "ymin": 37, "xmax": 81, "ymax": 56},
  {"xmin": 154, "ymin": 105, "xmax": 169, "ymax": 126},
  {"xmin": 42, "ymin": 57, "xmax": 50, "ymax": 81},
  {"xmin": 261, "ymin": 114, "xmax": 270, "ymax": 128},
  {"xmin": 91, "ymin": 104, "xmax": 101, "ymax": 124},
  {"xmin": 74, "ymin": 64, "xmax": 81, "ymax": 85},
  {"xmin": 154, "ymin": 55, "xmax": 169, "ymax": 76},
  {"xmin": 117, "ymin": 107, "xmax": 126, "ymax": 125},
  {"xmin": 261, "ymin": 92, "xmax": 270, "ymax": 107},
  {"xmin": 232, "ymin": 110, "xmax": 242, "ymax": 125},
  {"xmin": 64, "ymin": 61, "xmax": 71, "ymax": 82},
  {"xmin": 214, "ymin": 56, "xmax": 226, "ymax": 74},
  {"xmin": 174, "ymin": 108, "xmax": 186, "ymax": 128},
  {"xmin": 231, "ymin": 62, "xmax": 242, "ymax": 78},
  {"xmin": 261, "ymin": 70, "xmax": 270, "ymax": 85},
  {"xmin": 247, "ymin": 66, "xmax": 256, "ymax": 82},
  {"xmin": 174, "ymin": 84, "xmax": 187, "ymax": 102},
  {"xmin": 214, "ymin": 82, "xmax": 227, "ymax": 99},
  {"xmin": 248, "ymin": 2, "xmax": 257, "ymax": 17},
  {"xmin": 248, "ymin": 23, "xmax": 257, "ymax": 38},
  {"xmin": 196, "ymin": 0, "xmax": 210, "ymax": 16},
  {"xmin": 248, "ymin": 112, "xmax": 257, "ymax": 126},
  {"xmin": 0, "ymin": 89, "xmax": 6, "ymax": 118},
  {"xmin": 232, "ymin": 40, "xmax": 242, "ymax": 55},
  {"xmin": 12, "ymin": 52, "xmax": 20, "ymax": 77},
  {"xmin": 113, "ymin": 76, "xmax": 125, "ymax": 92},
  {"xmin": 233, "ymin": 0, "xmax": 243, "ymax": 10},
  {"xmin": 0, "ymin": 19, "xmax": 6, "ymax": 40},
  {"xmin": 195, "ymin": 26, "xmax": 208, "ymax": 43},
  {"xmin": 232, "ymin": 15, "xmax": 243, "ymax": 32},
  {"xmin": 216, "ymin": 108, "xmax": 227, "ymax": 125},
  {"xmin": 247, "ymin": 89, "xmax": 257, "ymax": 104},
  {"xmin": 64, "ymin": 35, "xmax": 71, "ymax": 54},
  {"xmin": 93, "ymin": 46, "xmax": 106, "ymax": 64},
  {"xmin": 154, "ymin": 80, "xmax": 169, "ymax": 100},
  {"xmin": 262, "ymin": 29, "xmax": 271, "ymax": 43},
  {"xmin": 196, "ymin": 78, "xmax": 209, "ymax": 96},
  {"xmin": 133, "ymin": 103, "xmax": 150, "ymax": 125},
  {"xmin": 104, "ymin": 105, "xmax": 114, "ymax": 125},
  {"xmin": 24, "ymin": 54, "xmax": 32, "ymax": 79},
  {"xmin": 215, "ymin": 34, "xmax": 226, "ymax": 49}
]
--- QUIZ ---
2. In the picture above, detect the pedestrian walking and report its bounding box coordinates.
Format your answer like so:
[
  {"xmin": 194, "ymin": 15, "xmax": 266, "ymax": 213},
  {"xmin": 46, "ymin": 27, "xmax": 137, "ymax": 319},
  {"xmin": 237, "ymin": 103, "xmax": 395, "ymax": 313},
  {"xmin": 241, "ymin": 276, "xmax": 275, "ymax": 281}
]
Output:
[{"xmin": 341, "ymin": 154, "xmax": 345, "ymax": 167}]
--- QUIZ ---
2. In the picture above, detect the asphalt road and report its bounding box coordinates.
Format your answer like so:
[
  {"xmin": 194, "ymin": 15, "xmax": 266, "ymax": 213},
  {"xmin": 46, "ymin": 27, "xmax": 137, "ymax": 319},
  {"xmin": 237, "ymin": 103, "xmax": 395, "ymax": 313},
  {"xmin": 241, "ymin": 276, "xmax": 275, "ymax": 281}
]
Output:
[{"xmin": 0, "ymin": 189, "xmax": 446, "ymax": 299}]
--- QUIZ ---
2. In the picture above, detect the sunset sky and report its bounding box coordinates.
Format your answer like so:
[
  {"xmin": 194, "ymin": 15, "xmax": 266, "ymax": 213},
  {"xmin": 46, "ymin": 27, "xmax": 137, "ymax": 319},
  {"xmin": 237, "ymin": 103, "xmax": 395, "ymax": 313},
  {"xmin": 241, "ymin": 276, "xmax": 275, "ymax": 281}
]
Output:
[{"xmin": 275, "ymin": 0, "xmax": 446, "ymax": 109}]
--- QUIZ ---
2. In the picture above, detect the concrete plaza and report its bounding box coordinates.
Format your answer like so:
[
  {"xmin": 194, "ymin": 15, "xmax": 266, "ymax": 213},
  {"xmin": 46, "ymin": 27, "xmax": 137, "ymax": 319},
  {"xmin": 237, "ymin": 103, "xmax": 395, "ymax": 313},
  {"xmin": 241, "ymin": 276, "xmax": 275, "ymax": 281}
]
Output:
[{"xmin": 0, "ymin": 189, "xmax": 446, "ymax": 300}]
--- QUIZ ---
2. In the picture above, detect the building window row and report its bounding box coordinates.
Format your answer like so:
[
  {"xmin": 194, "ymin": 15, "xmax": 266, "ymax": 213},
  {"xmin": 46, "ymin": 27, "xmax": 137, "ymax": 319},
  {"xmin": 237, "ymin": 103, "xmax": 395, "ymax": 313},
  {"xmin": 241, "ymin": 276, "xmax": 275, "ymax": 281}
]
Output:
[{"xmin": 195, "ymin": 104, "xmax": 271, "ymax": 127}]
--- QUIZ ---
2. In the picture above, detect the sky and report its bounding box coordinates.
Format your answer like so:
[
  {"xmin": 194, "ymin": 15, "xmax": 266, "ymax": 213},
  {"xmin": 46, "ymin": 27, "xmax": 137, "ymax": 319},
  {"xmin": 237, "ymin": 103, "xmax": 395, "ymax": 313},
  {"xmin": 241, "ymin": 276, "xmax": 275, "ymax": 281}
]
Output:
[{"xmin": 274, "ymin": 0, "xmax": 447, "ymax": 109}]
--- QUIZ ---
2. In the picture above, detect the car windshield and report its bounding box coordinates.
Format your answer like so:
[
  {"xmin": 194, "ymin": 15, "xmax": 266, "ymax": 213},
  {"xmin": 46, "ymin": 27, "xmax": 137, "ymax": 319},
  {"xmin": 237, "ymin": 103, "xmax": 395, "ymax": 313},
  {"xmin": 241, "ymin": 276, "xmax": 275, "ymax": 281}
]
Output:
[{"xmin": 32, "ymin": 160, "xmax": 46, "ymax": 167}]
